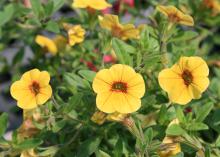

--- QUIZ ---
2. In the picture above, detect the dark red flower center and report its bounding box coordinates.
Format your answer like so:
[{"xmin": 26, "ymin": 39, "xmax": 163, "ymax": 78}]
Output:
[
  {"xmin": 182, "ymin": 70, "xmax": 193, "ymax": 86},
  {"xmin": 29, "ymin": 81, "xmax": 40, "ymax": 95},
  {"xmin": 168, "ymin": 13, "xmax": 180, "ymax": 23},
  {"xmin": 111, "ymin": 81, "xmax": 127, "ymax": 93}
]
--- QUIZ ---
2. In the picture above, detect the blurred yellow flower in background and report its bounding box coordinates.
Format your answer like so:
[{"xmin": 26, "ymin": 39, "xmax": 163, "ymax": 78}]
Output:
[
  {"xmin": 99, "ymin": 14, "xmax": 140, "ymax": 40},
  {"xmin": 156, "ymin": 5, "xmax": 194, "ymax": 26},
  {"xmin": 63, "ymin": 23, "xmax": 85, "ymax": 46},
  {"xmin": 20, "ymin": 149, "xmax": 38, "ymax": 157},
  {"xmin": 35, "ymin": 35, "xmax": 58, "ymax": 55},
  {"xmin": 106, "ymin": 112, "xmax": 128, "ymax": 122},
  {"xmin": 203, "ymin": 0, "xmax": 220, "ymax": 15},
  {"xmin": 91, "ymin": 111, "xmax": 107, "ymax": 125},
  {"xmin": 93, "ymin": 64, "xmax": 145, "ymax": 113},
  {"xmin": 10, "ymin": 69, "xmax": 52, "ymax": 109},
  {"xmin": 158, "ymin": 56, "xmax": 209, "ymax": 105},
  {"xmin": 72, "ymin": 0, "xmax": 112, "ymax": 10}
]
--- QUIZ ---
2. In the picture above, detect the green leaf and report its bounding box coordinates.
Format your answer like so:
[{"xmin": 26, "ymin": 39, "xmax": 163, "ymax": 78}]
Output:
[
  {"xmin": 52, "ymin": 120, "xmax": 66, "ymax": 133},
  {"xmin": 186, "ymin": 122, "xmax": 208, "ymax": 131},
  {"xmin": 12, "ymin": 48, "xmax": 24, "ymax": 66},
  {"xmin": 113, "ymin": 139, "xmax": 123, "ymax": 157},
  {"xmin": 175, "ymin": 105, "xmax": 186, "ymax": 123},
  {"xmin": 14, "ymin": 138, "xmax": 43, "ymax": 150},
  {"xmin": 45, "ymin": 21, "xmax": 60, "ymax": 33},
  {"xmin": 158, "ymin": 105, "xmax": 168, "ymax": 125},
  {"xmin": 64, "ymin": 93, "xmax": 82, "ymax": 113},
  {"xmin": 30, "ymin": 0, "xmax": 43, "ymax": 17},
  {"xmin": 0, "ymin": 113, "xmax": 8, "ymax": 137},
  {"xmin": 52, "ymin": 0, "xmax": 65, "ymax": 13},
  {"xmin": 112, "ymin": 38, "xmax": 133, "ymax": 65},
  {"xmin": 96, "ymin": 150, "xmax": 111, "ymax": 157},
  {"xmin": 78, "ymin": 70, "xmax": 96, "ymax": 82},
  {"xmin": 77, "ymin": 137, "xmax": 101, "ymax": 157},
  {"xmin": 37, "ymin": 146, "xmax": 59, "ymax": 156},
  {"xmin": 170, "ymin": 31, "xmax": 198, "ymax": 42},
  {"xmin": 44, "ymin": 0, "xmax": 54, "ymax": 16},
  {"xmin": 166, "ymin": 124, "xmax": 186, "ymax": 136},
  {"xmin": 215, "ymin": 135, "xmax": 220, "ymax": 147},
  {"xmin": 144, "ymin": 127, "xmax": 153, "ymax": 144},
  {"xmin": 195, "ymin": 102, "xmax": 213, "ymax": 122},
  {"xmin": 0, "ymin": 4, "xmax": 14, "ymax": 26}
]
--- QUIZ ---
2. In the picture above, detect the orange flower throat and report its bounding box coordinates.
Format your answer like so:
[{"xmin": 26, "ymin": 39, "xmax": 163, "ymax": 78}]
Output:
[
  {"xmin": 30, "ymin": 81, "xmax": 40, "ymax": 95},
  {"xmin": 111, "ymin": 81, "xmax": 127, "ymax": 93},
  {"xmin": 168, "ymin": 13, "xmax": 180, "ymax": 23},
  {"xmin": 182, "ymin": 70, "xmax": 193, "ymax": 86}
]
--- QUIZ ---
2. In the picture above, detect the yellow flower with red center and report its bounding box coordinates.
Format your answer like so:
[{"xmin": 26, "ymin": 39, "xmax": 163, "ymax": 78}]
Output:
[
  {"xmin": 158, "ymin": 56, "xmax": 209, "ymax": 105},
  {"xmin": 92, "ymin": 64, "xmax": 145, "ymax": 113},
  {"xmin": 10, "ymin": 69, "xmax": 52, "ymax": 109},
  {"xmin": 99, "ymin": 14, "xmax": 139, "ymax": 40},
  {"xmin": 63, "ymin": 23, "xmax": 85, "ymax": 46},
  {"xmin": 72, "ymin": 0, "xmax": 112, "ymax": 10},
  {"xmin": 35, "ymin": 35, "xmax": 58, "ymax": 55},
  {"xmin": 203, "ymin": 0, "xmax": 220, "ymax": 15},
  {"xmin": 156, "ymin": 5, "xmax": 194, "ymax": 26},
  {"xmin": 20, "ymin": 149, "xmax": 38, "ymax": 157}
]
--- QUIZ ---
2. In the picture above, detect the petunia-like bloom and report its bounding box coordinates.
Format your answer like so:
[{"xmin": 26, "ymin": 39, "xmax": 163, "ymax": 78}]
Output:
[
  {"xmin": 99, "ymin": 14, "xmax": 139, "ymax": 40},
  {"xmin": 10, "ymin": 69, "xmax": 52, "ymax": 109},
  {"xmin": 35, "ymin": 35, "xmax": 58, "ymax": 55},
  {"xmin": 72, "ymin": 0, "xmax": 112, "ymax": 10},
  {"xmin": 63, "ymin": 23, "xmax": 85, "ymax": 46},
  {"xmin": 158, "ymin": 56, "xmax": 209, "ymax": 105},
  {"xmin": 92, "ymin": 64, "xmax": 145, "ymax": 113},
  {"xmin": 158, "ymin": 119, "xmax": 181, "ymax": 157},
  {"xmin": 203, "ymin": 0, "xmax": 220, "ymax": 15},
  {"xmin": 156, "ymin": 5, "xmax": 194, "ymax": 26}
]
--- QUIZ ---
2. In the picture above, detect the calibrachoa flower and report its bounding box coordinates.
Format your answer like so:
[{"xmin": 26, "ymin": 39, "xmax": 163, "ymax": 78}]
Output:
[
  {"xmin": 158, "ymin": 119, "xmax": 181, "ymax": 157},
  {"xmin": 10, "ymin": 69, "xmax": 52, "ymax": 109},
  {"xmin": 156, "ymin": 5, "xmax": 194, "ymax": 26},
  {"xmin": 99, "ymin": 14, "xmax": 139, "ymax": 40},
  {"xmin": 92, "ymin": 64, "xmax": 145, "ymax": 113},
  {"xmin": 72, "ymin": 0, "xmax": 112, "ymax": 10},
  {"xmin": 203, "ymin": 0, "xmax": 220, "ymax": 15},
  {"xmin": 158, "ymin": 56, "xmax": 209, "ymax": 105},
  {"xmin": 63, "ymin": 23, "xmax": 85, "ymax": 46},
  {"xmin": 35, "ymin": 35, "xmax": 58, "ymax": 55}
]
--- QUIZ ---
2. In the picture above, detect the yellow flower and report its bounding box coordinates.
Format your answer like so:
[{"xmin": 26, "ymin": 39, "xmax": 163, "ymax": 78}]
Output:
[
  {"xmin": 63, "ymin": 23, "xmax": 85, "ymax": 46},
  {"xmin": 92, "ymin": 64, "xmax": 145, "ymax": 113},
  {"xmin": 158, "ymin": 56, "xmax": 209, "ymax": 105},
  {"xmin": 10, "ymin": 69, "xmax": 52, "ymax": 109},
  {"xmin": 156, "ymin": 5, "xmax": 194, "ymax": 26},
  {"xmin": 53, "ymin": 35, "xmax": 67, "ymax": 50},
  {"xmin": 72, "ymin": 0, "xmax": 112, "ymax": 10},
  {"xmin": 20, "ymin": 149, "xmax": 38, "ymax": 157},
  {"xmin": 203, "ymin": 0, "xmax": 220, "ymax": 15},
  {"xmin": 35, "ymin": 35, "xmax": 58, "ymax": 55},
  {"xmin": 91, "ymin": 111, "xmax": 107, "ymax": 125},
  {"xmin": 158, "ymin": 136, "xmax": 181, "ymax": 157},
  {"xmin": 99, "ymin": 14, "xmax": 139, "ymax": 40},
  {"xmin": 106, "ymin": 112, "xmax": 128, "ymax": 122}
]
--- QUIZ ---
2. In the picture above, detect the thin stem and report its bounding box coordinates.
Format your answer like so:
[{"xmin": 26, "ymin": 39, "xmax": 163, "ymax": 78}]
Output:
[{"xmin": 51, "ymin": 95, "xmax": 60, "ymax": 110}]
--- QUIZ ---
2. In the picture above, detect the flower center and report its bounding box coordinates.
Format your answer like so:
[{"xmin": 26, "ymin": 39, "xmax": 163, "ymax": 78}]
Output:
[
  {"xmin": 168, "ymin": 13, "xmax": 180, "ymax": 23},
  {"xmin": 182, "ymin": 70, "xmax": 193, "ymax": 86},
  {"xmin": 112, "ymin": 26, "xmax": 123, "ymax": 37},
  {"xmin": 111, "ymin": 81, "xmax": 127, "ymax": 93},
  {"xmin": 29, "ymin": 81, "xmax": 40, "ymax": 95}
]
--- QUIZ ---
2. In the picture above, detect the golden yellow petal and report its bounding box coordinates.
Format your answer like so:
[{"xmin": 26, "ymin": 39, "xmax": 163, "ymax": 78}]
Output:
[
  {"xmin": 29, "ymin": 69, "xmax": 41, "ymax": 81},
  {"xmin": 192, "ymin": 77, "xmax": 210, "ymax": 92},
  {"xmin": 169, "ymin": 85, "xmax": 192, "ymax": 105},
  {"xmin": 72, "ymin": 0, "xmax": 88, "ymax": 8},
  {"xmin": 188, "ymin": 84, "xmax": 202, "ymax": 99},
  {"xmin": 114, "ymin": 93, "xmax": 141, "ymax": 113},
  {"xmin": 35, "ymin": 35, "xmax": 57, "ymax": 55},
  {"xmin": 96, "ymin": 92, "xmax": 116, "ymax": 113},
  {"xmin": 120, "ymin": 65, "xmax": 137, "ymax": 82},
  {"xmin": 99, "ymin": 14, "xmax": 121, "ymax": 30},
  {"xmin": 38, "ymin": 71, "xmax": 50, "ymax": 87},
  {"xmin": 92, "ymin": 69, "xmax": 113, "ymax": 93},
  {"xmin": 156, "ymin": 5, "xmax": 178, "ymax": 17},
  {"xmin": 88, "ymin": 0, "xmax": 112, "ymax": 10},
  {"xmin": 121, "ymin": 24, "xmax": 139, "ymax": 40},
  {"xmin": 158, "ymin": 68, "xmax": 183, "ymax": 92},
  {"xmin": 10, "ymin": 80, "xmax": 29, "ymax": 100},
  {"xmin": 36, "ymin": 85, "xmax": 52, "ymax": 105},
  {"xmin": 190, "ymin": 60, "xmax": 209, "ymax": 77},
  {"xmin": 179, "ymin": 15, "xmax": 194, "ymax": 26},
  {"xmin": 109, "ymin": 64, "xmax": 124, "ymax": 81},
  {"xmin": 17, "ymin": 94, "xmax": 37, "ymax": 109},
  {"xmin": 127, "ymin": 82, "xmax": 145, "ymax": 98}
]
